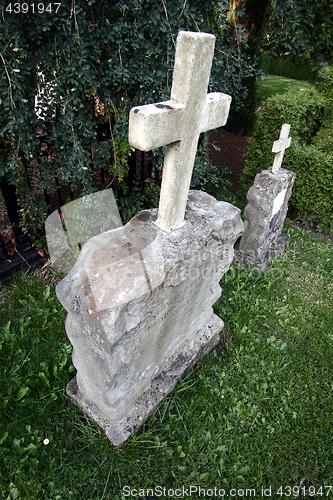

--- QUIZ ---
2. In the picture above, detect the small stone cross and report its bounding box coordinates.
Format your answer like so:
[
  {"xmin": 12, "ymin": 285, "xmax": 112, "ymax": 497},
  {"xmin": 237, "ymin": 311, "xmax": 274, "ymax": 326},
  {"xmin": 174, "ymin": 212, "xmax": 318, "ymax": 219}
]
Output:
[
  {"xmin": 271, "ymin": 124, "xmax": 292, "ymax": 174},
  {"xmin": 128, "ymin": 31, "xmax": 232, "ymax": 232}
]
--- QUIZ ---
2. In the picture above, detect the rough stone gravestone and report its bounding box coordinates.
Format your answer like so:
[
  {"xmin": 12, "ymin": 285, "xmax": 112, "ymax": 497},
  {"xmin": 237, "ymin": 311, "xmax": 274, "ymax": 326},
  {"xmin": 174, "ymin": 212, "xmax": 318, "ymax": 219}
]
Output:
[
  {"xmin": 233, "ymin": 124, "xmax": 296, "ymax": 272},
  {"xmin": 56, "ymin": 31, "xmax": 244, "ymax": 446}
]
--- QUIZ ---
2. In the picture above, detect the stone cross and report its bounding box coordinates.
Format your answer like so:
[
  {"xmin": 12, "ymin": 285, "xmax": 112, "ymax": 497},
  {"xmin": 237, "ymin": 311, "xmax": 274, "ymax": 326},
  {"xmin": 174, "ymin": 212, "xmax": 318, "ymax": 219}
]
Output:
[
  {"xmin": 128, "ymin": 31, "xmax": 232, "ymax": 232},
  {"xmin": 271, "ymin": 124, "xmax": 292, "ymax": 174}
]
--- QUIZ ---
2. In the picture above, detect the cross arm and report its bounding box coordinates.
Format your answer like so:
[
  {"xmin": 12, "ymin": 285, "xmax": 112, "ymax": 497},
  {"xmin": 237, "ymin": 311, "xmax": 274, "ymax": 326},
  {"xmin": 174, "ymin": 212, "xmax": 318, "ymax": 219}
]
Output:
[
  {"xmin": 271, "ymin": 123, "xmax": 292, "ymax": 174},
  {"xmin": 129, "ymin": 101, "xmax": 185, "ymax": 151},
  {"xmin": 272, "ymin": 137, "xmax": 292, "ymax": 153},
  {"xmin": 200, "ymin": 93, "xmax": 232, "ymax": 133}
]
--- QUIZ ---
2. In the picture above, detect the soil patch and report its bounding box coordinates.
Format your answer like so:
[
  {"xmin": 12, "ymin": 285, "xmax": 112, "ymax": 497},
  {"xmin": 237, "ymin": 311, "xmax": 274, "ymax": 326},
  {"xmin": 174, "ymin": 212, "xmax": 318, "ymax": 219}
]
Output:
[{"xmin": 208, "ymin": 127, "xmax": 251, "ymax": 194}]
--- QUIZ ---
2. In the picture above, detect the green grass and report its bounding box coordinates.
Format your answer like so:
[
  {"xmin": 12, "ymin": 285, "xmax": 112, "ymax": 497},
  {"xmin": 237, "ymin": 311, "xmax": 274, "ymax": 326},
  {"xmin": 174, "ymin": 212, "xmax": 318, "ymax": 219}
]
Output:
[
  {"xmin": 256, "ymin": 75, "xmax": 312, "ymax": 105},
  {"xmin": 1, "ymin": 225, "xmax": 333, "ymax": 499}
]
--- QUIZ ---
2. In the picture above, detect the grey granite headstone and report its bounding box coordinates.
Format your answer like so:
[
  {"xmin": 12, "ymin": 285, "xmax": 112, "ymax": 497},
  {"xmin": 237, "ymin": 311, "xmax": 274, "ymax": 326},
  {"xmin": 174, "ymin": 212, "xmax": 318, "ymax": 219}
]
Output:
[{"xmin": 56, "ymin": 191, "xmax": 244, "ymax": 446}]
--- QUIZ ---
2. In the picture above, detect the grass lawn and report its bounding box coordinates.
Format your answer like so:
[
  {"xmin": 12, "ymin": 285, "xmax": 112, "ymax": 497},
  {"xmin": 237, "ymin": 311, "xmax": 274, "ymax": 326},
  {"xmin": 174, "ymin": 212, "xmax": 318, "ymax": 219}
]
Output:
[
  {"xmin": 256, "ymin": 75, "xmax": 312, "ymax": 105},
  {"xmin": 0, "ymin": 224, "xmax": 333, "ymax": 499}
]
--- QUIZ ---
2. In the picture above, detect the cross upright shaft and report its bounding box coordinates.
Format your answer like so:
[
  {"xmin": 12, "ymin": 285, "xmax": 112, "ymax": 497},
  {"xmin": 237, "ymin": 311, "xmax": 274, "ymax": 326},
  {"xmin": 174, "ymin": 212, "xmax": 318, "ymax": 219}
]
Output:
[
  {"xmin": 129, "ymin": 31, "xmax": 232, "ymax": 232},
  {"xmin": 272, "ymin": 124, "xmax": 292, "ymax": 174}
]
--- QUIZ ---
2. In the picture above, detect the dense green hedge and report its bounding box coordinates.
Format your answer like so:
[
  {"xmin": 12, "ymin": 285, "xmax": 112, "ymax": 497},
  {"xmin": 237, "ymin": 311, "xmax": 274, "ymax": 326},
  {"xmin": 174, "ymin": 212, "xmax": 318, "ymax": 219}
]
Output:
[
  {"xmin": 316, "ymin": 64, "xmax": 333, "ymax": 99},
  {"xmin": 312, "ymin": 64, "xmax": 333, "ymax": 153},
  {"xmin": 260, "ymin": 55, "xmax": 318, "ymax": 83},
  {"xmin": 262, "ymin": 0, "xmax": 333, "ymax": 63},
  {"xmin": 241, "ymin": 86, "xmax": 326, "ymax": 182},
  {"xmin": 288, "ymin": 142, "xmax": 333, "ymax": 231},
  {"xmin": 0, "ymin": 0, "xmax": 259, "ymax": 233},
  {"xmin": 240, "ymin": 85, "xmax": 333, "ymax": 233}
]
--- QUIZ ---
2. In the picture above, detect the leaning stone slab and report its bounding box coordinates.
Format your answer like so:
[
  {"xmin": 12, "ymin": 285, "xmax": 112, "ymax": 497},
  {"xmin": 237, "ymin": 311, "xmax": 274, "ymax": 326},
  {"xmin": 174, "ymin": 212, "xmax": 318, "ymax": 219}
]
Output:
[
  {"xmin": 56, "ymin": 191, "xmax": 243, "ymax": 446},
  {"xmin": 233, "ymin": 167, "xmax": 296, "ymax": 272}
]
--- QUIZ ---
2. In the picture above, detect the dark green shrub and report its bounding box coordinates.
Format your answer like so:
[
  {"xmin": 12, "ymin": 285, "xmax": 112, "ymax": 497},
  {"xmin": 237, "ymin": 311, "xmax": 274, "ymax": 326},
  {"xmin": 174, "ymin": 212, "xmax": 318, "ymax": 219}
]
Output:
[
  {"xmin": 288, "ymin": 142, "xmax": 333, "ymax": 233},
  {"xmin": 316, "ymin": 64, "xmax": 333, "ymax": 99},
  {"xmin": 312, "ymin": 120, "xmax": 333, "ymax": 153},
  {"xmin": 240, "ymin": 87, "xmax": 326, "ymax": 189},
  {"xmin": 260, "ymin": 55, "xmax": 318, "ymax": 83},
  {"xmin": 239, "ymin": 86, "xmax": 333, "ymax": 233},
  {"xmin": 259, "ymin": 54, "xmax": 272, "ymax": 74},
  {"xmin": 0, "ymin": 1, "xmax": 260, "ymax": 234},
  {"xmin": 311, "ymin": 64, "xmax": 333, "ymax": 153}
]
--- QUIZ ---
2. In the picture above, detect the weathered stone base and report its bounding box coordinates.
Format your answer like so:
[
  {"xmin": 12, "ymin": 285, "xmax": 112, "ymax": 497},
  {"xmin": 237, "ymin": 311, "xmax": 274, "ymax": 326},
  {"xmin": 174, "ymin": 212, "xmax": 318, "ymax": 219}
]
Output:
[
  {"xmin": 232, "ymin": 166, "xmax": 295, "ymax": 273},
  {"xmin": 67, "ymin": 315, "xmax": 222, "ymax": 447},
  {"xmin": 58, "ymin": 191, "xmax": 243, "ymax": 446},
  {"xmin": 233, "ymin": 233, "xmax": 290, "ymax": 273}
]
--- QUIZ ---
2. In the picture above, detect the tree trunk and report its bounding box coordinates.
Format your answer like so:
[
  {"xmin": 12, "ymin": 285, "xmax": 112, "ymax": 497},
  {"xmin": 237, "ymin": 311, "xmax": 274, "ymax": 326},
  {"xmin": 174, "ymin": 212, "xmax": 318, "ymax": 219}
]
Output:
[{"xmin": 229, "ymin": 0, "xmax": 274, "ymax": 133}]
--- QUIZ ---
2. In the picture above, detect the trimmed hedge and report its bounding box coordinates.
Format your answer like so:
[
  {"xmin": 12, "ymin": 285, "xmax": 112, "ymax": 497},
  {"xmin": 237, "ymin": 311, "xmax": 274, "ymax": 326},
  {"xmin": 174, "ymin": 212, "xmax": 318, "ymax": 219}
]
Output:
[
  {"xmin": 240, "ymin": 86, "xmax": 333, "ymax": 233},
  {"xmin": 241, "ymin": 86, "xmax": 326, "ymax": 183},
  {"xmin": 315, "ymin": 64, "xmax": 333, "ymax": 99},
  {"xmin": 312, "ymin": 64, "xmax": 333, "ymax": 152},
  {"xmin": 288, "ymin": 142, "xmax": 333, "ymax": 232},
  {"xmin": 312, "ymin": 123, "xmax": 333, "ymax": 153},
  {"xmin": 260, "ymin": 55, "xmax": 318, "ymax": 83}
]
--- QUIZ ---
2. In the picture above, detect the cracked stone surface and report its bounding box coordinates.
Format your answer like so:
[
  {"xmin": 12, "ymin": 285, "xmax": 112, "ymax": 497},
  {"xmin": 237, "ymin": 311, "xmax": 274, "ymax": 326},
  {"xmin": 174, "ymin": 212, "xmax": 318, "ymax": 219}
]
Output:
[{"xmin": 233, "ymin": 167, "xmax": 296, "ymax": 272}]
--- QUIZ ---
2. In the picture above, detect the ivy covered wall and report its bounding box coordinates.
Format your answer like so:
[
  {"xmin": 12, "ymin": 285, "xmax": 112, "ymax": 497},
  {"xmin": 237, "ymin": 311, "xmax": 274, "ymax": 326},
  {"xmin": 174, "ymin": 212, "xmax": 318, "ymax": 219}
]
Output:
[{"xmin": 0, "ymin": 0, "xmax": 260, "ymax": 231}]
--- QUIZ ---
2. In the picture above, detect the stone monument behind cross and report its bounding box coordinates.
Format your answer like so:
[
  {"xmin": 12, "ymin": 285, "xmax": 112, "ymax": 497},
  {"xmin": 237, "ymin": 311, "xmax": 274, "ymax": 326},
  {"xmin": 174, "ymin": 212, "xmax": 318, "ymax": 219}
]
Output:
[
  {"xmin": 56, "ymin": 31, "xmax": 243, "ymax": 446},
  {"xmin": 129, "ymin": 31, "xmax": 231, "ymax": 232},
  {"xmin": 233, "ymin": 124, "xmax": 296, "ymax": 272}
]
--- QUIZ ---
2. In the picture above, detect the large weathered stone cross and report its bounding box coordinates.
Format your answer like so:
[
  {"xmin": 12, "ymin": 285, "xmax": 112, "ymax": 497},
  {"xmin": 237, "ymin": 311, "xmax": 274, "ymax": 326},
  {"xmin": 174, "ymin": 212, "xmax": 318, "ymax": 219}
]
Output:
[
  {"xmin": 128, "ymin": 31, "xmax": 232, "ymax": 232},
  {"xmin": 271, "ymin": 124, "xmax": 292, "ymax": 174}
]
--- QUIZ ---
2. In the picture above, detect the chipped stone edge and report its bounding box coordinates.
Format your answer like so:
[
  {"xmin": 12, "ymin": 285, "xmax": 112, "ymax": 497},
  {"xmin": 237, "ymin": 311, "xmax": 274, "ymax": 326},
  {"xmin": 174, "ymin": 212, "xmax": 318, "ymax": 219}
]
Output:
[
  {"xmin": 66, "ymin": 314, "xmax": 222, "ymax": 447},
  {"xmin": 233, "ymin": 233, "xmax": 290, "ymax": 273}
]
